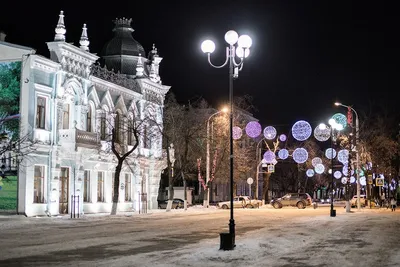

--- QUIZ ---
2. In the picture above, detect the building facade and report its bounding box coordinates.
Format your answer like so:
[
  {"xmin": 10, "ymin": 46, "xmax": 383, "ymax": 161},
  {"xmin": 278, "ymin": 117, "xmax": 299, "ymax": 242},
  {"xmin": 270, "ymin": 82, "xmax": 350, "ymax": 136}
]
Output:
[{"xmin": 11, "ymin": 11, "xmax": 170, "ymax": 216}]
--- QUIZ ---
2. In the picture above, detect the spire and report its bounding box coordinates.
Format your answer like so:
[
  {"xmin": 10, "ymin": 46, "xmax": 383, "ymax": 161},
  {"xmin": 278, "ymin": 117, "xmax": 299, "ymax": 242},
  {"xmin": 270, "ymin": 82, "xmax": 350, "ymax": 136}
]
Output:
[
  {"xmin": 136, "ymin": 53, "xmax": 144, "ymax": 77},
  {"xmin": 54, "ymin": 11, "xmax": 66, "ymax": 41},
  {"xmin": 79, "ymin": 23, "xmax": 90, "ymax": 51}
]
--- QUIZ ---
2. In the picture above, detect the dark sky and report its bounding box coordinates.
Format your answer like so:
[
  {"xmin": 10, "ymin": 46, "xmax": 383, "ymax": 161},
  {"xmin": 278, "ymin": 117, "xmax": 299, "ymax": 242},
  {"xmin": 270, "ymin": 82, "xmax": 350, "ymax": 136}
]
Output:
[{"xmin": 1, "ymin": 0, "xmax": 398, "ymax": 127}]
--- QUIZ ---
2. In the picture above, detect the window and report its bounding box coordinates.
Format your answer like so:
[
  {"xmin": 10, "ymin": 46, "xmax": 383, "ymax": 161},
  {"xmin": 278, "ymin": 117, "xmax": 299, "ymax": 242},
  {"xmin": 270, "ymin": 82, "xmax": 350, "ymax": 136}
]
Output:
[
  {"xmin": 33, "ymin": 165, "xmax": 45, "ymax": 203},
  {"xmin": 125, "ymin": 174, "xmax": 131, "ymax": 201},
  {"xmin": 100, "ymin": 114, "xmax": 106, "ymax": 140},
  {"xmin": 63, "ymin": 103, "xmax": 70, "ymax": 129},
  {"xmin": 111, "ymin": 172, "xmax": 115, "ymax": 201},
  {"xmin": 143, "ymin": 126, "xmax": 148, "ymax": 148},
  {"xmin": 115, "ymin": 113, "xmax": 120, "ymax": 143},
  {"xmin": 127, "ymin": 125, "xmax": 133, "ymax": 145},
  {"xmin": 36, "ymin": 97, "xmax": 46, "ymax": 129},
  {"xmin": 87, "ymin": 107, "xmax": 92, "ymax": 132},
  {"xmin": 97, "ymin": 172, "xmax": 104, "ymax": 202},
  {"xmin": 83, "ymin": 170, "xmax": 90, "ymax": 202}
]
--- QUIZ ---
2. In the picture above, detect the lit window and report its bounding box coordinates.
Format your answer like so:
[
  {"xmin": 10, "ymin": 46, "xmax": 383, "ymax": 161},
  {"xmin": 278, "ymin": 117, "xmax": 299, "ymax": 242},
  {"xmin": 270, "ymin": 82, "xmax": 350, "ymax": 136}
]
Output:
[
  {"xmin": 83, "ymin": 170, "xmax": 90, "ymax": 202},
  {"xmin": 97, "ymin": 172, "xmax": 104, "ymax": 202},
  {"xmin": 33, "ymin": 165, "xmax": 45, "ymax": 203},
  {"xmin": 87, "ymin": 106, "xmax": 92, "ymax": 132},
  {"xmin": 100, "ymin": 114, "xmax": 106, "ymax": 140},
  {"xmin": 36, "ymin": 97, "xmax": 46, "ymax": 129},
  {"xmin": 63, "ymin": 104, "xmax": 69, "ymax": 129},
  {"xmin": 115, "ymin": 113, "xmax": 120, "ymax": 143},
  {"xmin": 125, "ymin": 174, "xmax": 131, "ymax": 201}
]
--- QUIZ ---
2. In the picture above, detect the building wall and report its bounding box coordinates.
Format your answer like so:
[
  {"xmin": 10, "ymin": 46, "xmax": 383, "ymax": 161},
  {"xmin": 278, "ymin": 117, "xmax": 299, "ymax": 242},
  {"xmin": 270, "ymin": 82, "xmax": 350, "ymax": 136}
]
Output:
[{"xmin": 16, "ymin": 43, "xmax": 169, "ymax": 217}]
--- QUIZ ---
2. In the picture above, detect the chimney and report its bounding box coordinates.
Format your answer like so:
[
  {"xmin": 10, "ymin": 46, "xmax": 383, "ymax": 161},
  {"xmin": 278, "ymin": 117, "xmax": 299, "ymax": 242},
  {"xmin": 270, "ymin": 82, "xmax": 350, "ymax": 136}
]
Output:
[{"xmin": 0, "ymin": 31, "xmax": 6, "ymax": 42}]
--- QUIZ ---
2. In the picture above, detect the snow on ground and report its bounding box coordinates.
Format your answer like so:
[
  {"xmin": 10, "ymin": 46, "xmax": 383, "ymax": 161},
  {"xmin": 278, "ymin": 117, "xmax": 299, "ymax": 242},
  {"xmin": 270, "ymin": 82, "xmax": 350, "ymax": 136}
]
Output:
[{"xmin": 1, "ymin": 205, "xmax": 399, "ymax": 267}]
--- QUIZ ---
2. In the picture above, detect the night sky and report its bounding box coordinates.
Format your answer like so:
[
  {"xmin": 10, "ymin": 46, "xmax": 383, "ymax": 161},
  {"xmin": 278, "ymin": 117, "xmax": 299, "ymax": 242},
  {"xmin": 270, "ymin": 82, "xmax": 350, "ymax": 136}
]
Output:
[{"xmin": 0, "ymin": 0, "xmax": 398, "ymax": 127}]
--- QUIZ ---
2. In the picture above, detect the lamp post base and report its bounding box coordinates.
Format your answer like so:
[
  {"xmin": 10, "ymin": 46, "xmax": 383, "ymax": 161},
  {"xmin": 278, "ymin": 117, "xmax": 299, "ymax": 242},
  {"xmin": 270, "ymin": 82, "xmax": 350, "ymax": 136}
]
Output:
[
  {"xmin": 220, "ymin": 219, "xmax": 236, "ymax": 250},
  {"xmin": 219, "ymin": 232, "xmax": 234, "ymax": 250},
  {"xmin": 330, "ymin": 209, "xmax": 336, "ymax": 217}
]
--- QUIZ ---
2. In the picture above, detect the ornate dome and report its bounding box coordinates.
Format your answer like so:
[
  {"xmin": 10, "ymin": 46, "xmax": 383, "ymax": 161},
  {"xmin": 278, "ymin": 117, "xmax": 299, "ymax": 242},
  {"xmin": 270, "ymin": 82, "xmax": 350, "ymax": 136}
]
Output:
[
  {"xmin": 102, "ymin": 18, "xmax": 145, "ymax": 57},
  {"xmin": 101, "ymin": 18, "xmax": 146, "ymax": 76}
]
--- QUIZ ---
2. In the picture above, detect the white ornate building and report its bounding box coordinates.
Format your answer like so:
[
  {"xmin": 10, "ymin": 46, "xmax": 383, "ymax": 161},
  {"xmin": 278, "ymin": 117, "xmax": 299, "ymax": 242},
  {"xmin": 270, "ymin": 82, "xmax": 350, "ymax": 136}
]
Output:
[{"xmin": 10, "ymin": 11, "xmax": 170, "ymax": 216}]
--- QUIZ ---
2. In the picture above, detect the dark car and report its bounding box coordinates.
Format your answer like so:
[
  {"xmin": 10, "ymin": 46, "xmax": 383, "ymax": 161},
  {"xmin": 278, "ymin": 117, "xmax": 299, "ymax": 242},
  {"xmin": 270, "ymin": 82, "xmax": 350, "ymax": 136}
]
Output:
[
  {"xmin": 270, "ymin": 193, "xmax": 312, "ymax": 209},
  {"xmin": 158, "ymin": 198, "xmax": 184, "ymax": 209}
]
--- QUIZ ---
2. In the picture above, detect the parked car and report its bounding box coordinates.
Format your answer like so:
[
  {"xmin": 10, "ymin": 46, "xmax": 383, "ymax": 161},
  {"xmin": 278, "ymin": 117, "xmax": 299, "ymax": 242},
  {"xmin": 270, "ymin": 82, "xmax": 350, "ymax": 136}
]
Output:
[
  {"xmin": 217, "ymin": 196, "xmax": 262, "ymax": 209},
  {"xmin": 351, "ymin": 195, "xmax": 366, "ymax": 207},
  {"xmin": 158, "ymin": 198, "xmax": 185, "ymax": 209},
  {"xmin": 270, "ymin": 193, "xmax": 312, "ymax": 209}
]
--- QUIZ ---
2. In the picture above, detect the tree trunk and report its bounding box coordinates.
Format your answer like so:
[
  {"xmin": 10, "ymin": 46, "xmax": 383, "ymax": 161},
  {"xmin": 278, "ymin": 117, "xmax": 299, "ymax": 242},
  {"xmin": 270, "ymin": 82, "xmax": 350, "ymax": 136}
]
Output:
[
  {"xmin": 166, "ymin": 144, "xmax": 174, "ymax": 212},
  {"xmin": 110, "ymin": 160, "xmax": 123, "ymax": 215},
  {"xmin": 262, "ymin": 173, "xmax": 272, "ymax": 204}
]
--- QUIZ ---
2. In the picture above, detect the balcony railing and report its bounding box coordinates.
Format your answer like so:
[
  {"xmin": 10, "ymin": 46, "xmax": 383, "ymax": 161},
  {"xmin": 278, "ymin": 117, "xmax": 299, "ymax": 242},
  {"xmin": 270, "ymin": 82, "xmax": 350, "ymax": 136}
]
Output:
[{"xmin": 58, "ymin": 129, "xmax": 99, "ymax": 148}]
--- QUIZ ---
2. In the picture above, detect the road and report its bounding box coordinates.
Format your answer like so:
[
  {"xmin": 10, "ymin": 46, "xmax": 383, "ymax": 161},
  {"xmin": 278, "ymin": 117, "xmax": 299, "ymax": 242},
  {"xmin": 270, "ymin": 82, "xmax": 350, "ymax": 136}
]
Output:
[{"xmin": 0, "ymin": 206, "xmax": 399, "ymax": 266}]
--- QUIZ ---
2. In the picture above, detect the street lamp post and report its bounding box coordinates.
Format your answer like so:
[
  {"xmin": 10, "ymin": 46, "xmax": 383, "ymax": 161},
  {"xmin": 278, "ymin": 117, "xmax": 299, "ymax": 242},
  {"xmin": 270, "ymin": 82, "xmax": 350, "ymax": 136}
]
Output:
[
  {"xmin": 201, "ymin": 30, "xmax": 252, "ymax": 250},
  {"xmin": 205, "ymin": 108, "xmax": 227, "ymax": 208},
  {"xmin": 335, "ymin": 102, "xmax": 360, "ymax": 211},
  {"xmin": 319, "ymin": 120, "xmax": 343, "ymax": 217}
]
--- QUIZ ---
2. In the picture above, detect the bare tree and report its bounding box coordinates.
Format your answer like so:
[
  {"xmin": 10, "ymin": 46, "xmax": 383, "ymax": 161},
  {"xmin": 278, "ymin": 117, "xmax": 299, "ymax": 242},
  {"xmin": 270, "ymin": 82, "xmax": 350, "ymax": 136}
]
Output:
[
  {"xmin": 100, "ymin": 111, "xmax": 144, "ymax": 215},
  {"xmin": 160, "ymin": 93, "xmax": 208, "ymax": 211}
]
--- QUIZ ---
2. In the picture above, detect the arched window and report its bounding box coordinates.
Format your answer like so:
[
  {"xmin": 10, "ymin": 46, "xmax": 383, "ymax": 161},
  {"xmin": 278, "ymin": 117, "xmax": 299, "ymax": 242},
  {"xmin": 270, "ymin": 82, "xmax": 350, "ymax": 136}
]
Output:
[
  {"xmin": 62, "ymin": 103, "xmax": 70, "ymax": 129},
  {"xmin": 115, "ymin": 112, "xmax": 120, "ymax": 143},
  {"xmin": 86, "ymin": 106, "xmax": 92, "ymax": 132},
  {"xmin": 100, "ymin": 113, "xmax": 106, "ymax": 140}
]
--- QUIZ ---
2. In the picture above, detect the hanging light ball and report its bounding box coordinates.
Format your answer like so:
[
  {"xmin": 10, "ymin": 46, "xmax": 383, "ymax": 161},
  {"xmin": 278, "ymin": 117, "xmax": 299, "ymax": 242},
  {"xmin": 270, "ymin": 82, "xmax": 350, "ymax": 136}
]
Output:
[
  {"xmin": 306, "ymin": 169, "xmax": 315, "ymax": 177},
  {"xmin": 279, "ymin": 134, "xmax": 287, "ymax": 142},
  {"xmin": 291, "ymin": 120, "xmax": 312, "ymax": 141},
  {"xmin": 342, "ymin": 164, "xmax": 349, "ymax": 176},
  {"xmin": 334, "ymin": 171, "xmax": 342, "ymax": 179},
  {"xmin": 360, "ymin": 176, "xmax": 367, "ymax": 186},
  {"xmin": 314, "ymin": 125, "xmax": 331, "ymax": 142},
  {"xmin": 350, "ymin": 176, "xmax": 356, "ymax": 183},
  {"xmin": 337, "ymin": 149, "xmax": 349, "ymax": 164},
  {"xmin": 245, "ymin": 121, "xmax": 262, "ymax": 138},
  {"xmin": 341, "ymin": 177, "xmax": 348, "ymax": 184},
  {"xmin": 263, "ymin": 126, "xmax": 277, "ymax": 140},
  {"xmin": 278, "ymin": 149, "xmax": 289, "ymax": 160},
  {"xmin": 263, "ymin": 150, "xmax": 276, "ymax": 164},
  {"xmin": 315, "ymin": 163, "xmax": 325, "ymax": 174},
  {"xmin": 293, "ymin": 148, "xmax": 308, "ymax": 164},
  {"xmin": 311, "ymin": 157, "xmax": 322, "ymax": 167},
  {"xmin": 325, "ymin": 148, "xmax": 336, "ymax": 159},
  {"xmin": 331, "ymin": 113, "xmax": 347, "ymax": 129},
  {"xmin": 232, "ymin": 126, "xmax": 243, "ymax": 140}
]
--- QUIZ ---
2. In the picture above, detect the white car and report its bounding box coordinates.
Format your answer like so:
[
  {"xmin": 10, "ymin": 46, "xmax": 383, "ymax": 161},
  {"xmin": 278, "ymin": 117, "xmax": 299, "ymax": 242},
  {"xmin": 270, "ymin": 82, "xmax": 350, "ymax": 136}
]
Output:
[
  {"xmin": 351, "ymin": 195, "xmax": 366, "ymax": 207},
  {"xmin": 217, "ymin": 196, "xmax": 262, "ymax": 209}
]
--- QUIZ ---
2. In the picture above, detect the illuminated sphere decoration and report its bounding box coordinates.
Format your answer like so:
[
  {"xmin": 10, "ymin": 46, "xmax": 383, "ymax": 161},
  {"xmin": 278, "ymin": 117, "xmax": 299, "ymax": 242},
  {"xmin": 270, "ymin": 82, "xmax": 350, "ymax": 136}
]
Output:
[
  {"xmin": 325, "ymin": 148, "xmax": 336, "ymax": 159},
  {"xmin": 292, "ymin": 148, "xmax": 308, "ymax": 164},
  {"xmin": 306, "ymin": 169, "xmax": 315, "ymax": 177},
  {"xmin": 291, "ymin": 120, "xmax": 312, "ymax": 141},
  {"xmin": 331, "ymin": 113, "xmax": 347, "ymax": 129},
  {"xmin": 315, "ymin": 163, "xmax": 325, "ymax": 174},
  {"xmin": 314, "ymin": 125, "xmax": 331, "ymax": 142},
  {"xmin": 232, "ymin": 126, "xmax": 243, "ymax": 140},
  {"xmin": 337, "ymin": 149, "xmax": 349, "ymax": 164},
  {"xmin": 278, "ymin": 149, "xmax": 289, "ymax": 160},
  {"xmin": 341, "ymin": 177, "xmax": 348, "ymax": 184},
  {"xmin": 263, "ymin": 126, "xmax": 277, "ymax": 140},
  {"xmin": 311, "ymin": 157, "xmax": 322, "ymax": 167},
  {"xmin": 360, "ymin": 176, "xmax": 367, "ymax": 186},
  {"xmin": 245, "ymin": 121, "xmax": 262, "ymax": 138},
  {"xmin": 342, "ymin": 164, "xmax": 349, "ymax": 176},
  {"xmin": 334, "ymin": 171, "xmax": 342, "ymax": 179},
  {"xmin": 263, "ymin": 150, "xmax": 276, "ymax": 164},
  {"xmin": 350, "ymin": 176, "xmax": 356, "ymax": 183},
  {"xmin": 279, "ymin": 134, "xmax": 287, "ymax": 142}
]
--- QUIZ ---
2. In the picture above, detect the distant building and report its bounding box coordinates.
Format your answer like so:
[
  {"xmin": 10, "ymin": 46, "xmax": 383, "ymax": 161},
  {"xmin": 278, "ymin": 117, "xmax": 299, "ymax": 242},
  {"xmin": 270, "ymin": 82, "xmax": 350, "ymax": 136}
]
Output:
[{"xmin": 0, "ymin": 11, "xmax": 171, "ymax": 216}]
